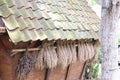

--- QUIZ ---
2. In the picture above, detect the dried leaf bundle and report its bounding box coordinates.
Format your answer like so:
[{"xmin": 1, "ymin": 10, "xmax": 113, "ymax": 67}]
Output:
[{"xmin": 16, "ymin": 54, "xmax": 35, "ymax": 80}]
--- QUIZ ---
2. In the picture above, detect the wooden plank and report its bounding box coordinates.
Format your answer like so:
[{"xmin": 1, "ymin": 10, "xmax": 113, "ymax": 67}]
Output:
[
  {"xmin": 65, "ymin": 60, "xmax": 85, "ymax": 80},
  {"xmin": 0, "ymin": 38, "xmax": 15, "ymax": 80},
  {"xmin": 27, "ymin": 68, "xmax": 46, "ymax": 80},
  {"xmin": 48, "ymin": 66, "xmax": 67, "ymax": 80}
]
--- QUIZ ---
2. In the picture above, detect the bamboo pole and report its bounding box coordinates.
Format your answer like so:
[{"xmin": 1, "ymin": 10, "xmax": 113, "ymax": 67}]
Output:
[{"xmin": 11, "ymin": 45, "xmax": 78, "ymax": 56}]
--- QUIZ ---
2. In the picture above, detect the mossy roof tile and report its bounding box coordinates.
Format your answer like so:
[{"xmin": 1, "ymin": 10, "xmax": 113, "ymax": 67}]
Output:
[{"xmin": 0, "ymin": 0, "xmax": 100, "ymax": 43}]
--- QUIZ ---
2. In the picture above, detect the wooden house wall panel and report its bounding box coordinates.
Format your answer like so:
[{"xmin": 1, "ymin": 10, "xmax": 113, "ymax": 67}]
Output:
[
  {"xmin": 27, "ymin": 68, "xmax": 46, "ymax": 80},
  {"xmin": 66, "ymin": 61, "xmax": 84, "ymax": 80},
  {"xmin": 0, "ymin": 38, "xmax": 15, "ymax": 80},
  {"xmin": 49, "ymin": 66, "xmax": 67, "ymax": 80}
]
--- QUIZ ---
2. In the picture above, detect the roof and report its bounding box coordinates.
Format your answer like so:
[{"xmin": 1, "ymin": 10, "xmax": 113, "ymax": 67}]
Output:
[{"xmin": 0, "ymin": 0, "xmax": 100, "ymax": 43}]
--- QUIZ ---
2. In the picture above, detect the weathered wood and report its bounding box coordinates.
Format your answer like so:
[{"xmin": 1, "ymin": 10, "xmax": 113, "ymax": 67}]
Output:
[
  {"xmin": 45, "ymin": 68, "xmax": 51, "ymax": 80},
  {"xmin": 65, "ymin": 65, "xmax": 71, "ymax": 80},
  {"xmin": 80, "ymin": 61, "xmax": 89, "ymax": 80},
  {"xmin": 0, "ymin": 27, "xmax": 6, "ymax": 33},
  {"xmin": 0, "ymin": 37, "xmax": 15, "ymax": 80},
  {"xmin": 101, "ymin": 0, "xmax": 120, "ymax": 80},
  {"xmin": 48, "ymin": 66, "xmax": 67, "ymax": 80},
  {"xmin": 11, "ymin": 46, "xmax": 75, "ymax": 56}
]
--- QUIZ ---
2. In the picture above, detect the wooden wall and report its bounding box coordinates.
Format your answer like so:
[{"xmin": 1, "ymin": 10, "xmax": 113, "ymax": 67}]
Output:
[{"xmin": 0, "ymin": 34, "xmax": 85, "ymax": 80}]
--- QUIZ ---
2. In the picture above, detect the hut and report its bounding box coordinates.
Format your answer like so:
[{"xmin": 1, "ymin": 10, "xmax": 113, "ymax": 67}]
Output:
[{"xmin": 0, "ymin": 0, "xmax": 100, "ymax": 80}]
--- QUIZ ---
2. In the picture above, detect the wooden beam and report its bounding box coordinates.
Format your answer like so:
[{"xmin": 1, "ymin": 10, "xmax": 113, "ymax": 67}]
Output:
[
  {"xmin": 11, "ymin": 45, "xmax": 78, "ymax": 56},
  {"xmin": 0, "ymin": 27, "xmax": 6, "ymax": 33}
]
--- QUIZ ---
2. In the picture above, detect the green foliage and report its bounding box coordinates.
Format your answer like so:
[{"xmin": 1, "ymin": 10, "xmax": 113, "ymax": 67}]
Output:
[
  {"xmin": 84, "ymin": 48, "xmax": 101, "ymax": 79},
  {"xmin": 87, "ymin": 0, "xmax": 97, "ymax": 6},
  {"xmin": 90, "ymin": 62, "xmax": 99, "ymax": 78},
  {"xmin": 84, "ymin": 61, "xmax": 99, "ymax": 79},
  {"xmin": 119, "ymin": 35, "xmax": 120, "ymax": 44}
]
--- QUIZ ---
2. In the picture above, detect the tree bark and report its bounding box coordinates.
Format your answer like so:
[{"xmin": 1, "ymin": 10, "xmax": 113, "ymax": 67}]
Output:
[{"xmin": 101, "ymin": 0, "xmax": 120, "ymax": 80}]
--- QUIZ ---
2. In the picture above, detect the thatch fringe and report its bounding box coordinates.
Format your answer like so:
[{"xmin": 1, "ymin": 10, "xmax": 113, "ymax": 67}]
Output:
[
  {"xmin": 16, "ymin": 40, "xmax": 99, "ymax": 80},
  {"xmin": 78, "ymin": 41, "xmax": 85, "ymax": 62},
  {"xmin": 78, "ymin": 40, "xmax": 98, "ymax": 63},
  {"xmin": 50, "ymin": 44, "xmax": 58, "ymax": 68},
  {"xmin": 92, "ymin": 40, "xmax": 99, "ymax": 61},
  {"xmin": 57, "ymin": 40, "xmax": 77, "ymax": 68},
  {"xmin": 70, "ymin": 41, "xmax": 77, "ymax": 63},
  {"xmin": 18, "ymin": 40, "xmax": 99, "ymax": 71},
  {"xmin": 16, "ymin": 52, "xmax": 35, "ymax": 80},
  {"xmin": 35, "ymin": 48, "xmax": 45, "ymax": 70},
  {"xmin": 35, "ymin": 41, "xmax": 58, "ymax": 69},
  {"xmin": 57, "ymin": 40, "xmax": 68, "ymax": 68}
]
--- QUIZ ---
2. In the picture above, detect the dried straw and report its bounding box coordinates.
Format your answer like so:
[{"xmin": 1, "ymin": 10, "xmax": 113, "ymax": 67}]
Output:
[
  {"xmin": 78, "ymin": 40, "xmax": 97, "ymax": 62},
  {"xmin": 50, "ymin": 44, "xmax": 58, "ymax": 69},
  {"xmin": 58, "ymin": 40, "xmax": 77, "ymax": 67},
  {"xmin": 66, "ymin": 41, "xmax": 73, "ymax": 65},
  {"xmin": 57, "ymin": 40, "xmax": 68, "ymax": 68},
  {"xmin": 93, "ymin": 41, "xmax": 99, "ymax": 61},
  {"xmin": 90, "ymin": 42, "xmax": 95, "ymax": 60},
  {"xmin": 86, "ymin": 41, "xmax": 92, "ymax": 60},
  {"xmin": 84, "ymin": 42, "xmax": 88, "ymax": 61},
  {"xmin": 70, "ymin": 41, "xmax": 77, "ymax": 63},
  {"xmin": 78, "ymin": 41, "xmax": 86, "ymax": 62},
  {"xmin": 35, "ymin": 48, "xmax": 45, "ymax": 70},
  {"xmin": 35, "ymin": 41, "xmax": 58, "ymax": 69}
]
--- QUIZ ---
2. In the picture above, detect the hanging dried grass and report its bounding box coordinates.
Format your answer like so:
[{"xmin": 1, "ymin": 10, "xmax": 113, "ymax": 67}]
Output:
[
  {"xmin": 35, "ymin": 48, "xmax": 45, "ymax": 70},
  {"xmin": 16, "ymin": 51, "xmax": 35, "ymax": 80},
  {"xmin": 44, "ymin": 41, "xmax": 58, "ymax": 69},
  {"xmin": 70, "ymin": 41, "xmax": 77, "ymax": 63},
  {"xmin": 57, "ymin": 40, "xmax": 68, "ymax": 68},
  {"xmin": 45, "ymin": 45, "xmax": 52, "ymax": 68},
  {"xmin": 83, "ymin": 42, "xmax": 88, "ymax": 61},
  {"xmin": 93, "ymin": 41, "xmax": 99, "ymax": 61},
  {"xmin": 66, "ymin": 41, "xmax": 73, "ymax": 65},
  {"xmin": 35, "ymin": 41, "xmax": 58, "ymax": 69},
  {"xmin": 88, "ymin": 40, "xmax": 99, "ymax": 62},
  {"xmin": 50, "ymin": 44, "xmax": 58, "ymax": 69},
  {"xmin": 78, "ymin": 40, "xmax": 99, "ymax": 62},
  {"xmin": 89, "ymin": 42, "xmax": 95, "ymax": 60},
  {"xmin": 78, "ymin": 41, "xmax": 86, "ymax": 62},
  {"xmin": 86, "ymin": 41, "xmax": 92, "ymax": 60}
]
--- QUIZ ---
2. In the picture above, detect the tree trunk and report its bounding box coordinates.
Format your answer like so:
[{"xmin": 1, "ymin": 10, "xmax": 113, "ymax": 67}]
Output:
[{"xmin": 101, "ymin": 0, "xmax": 120, "ymax": 80}]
